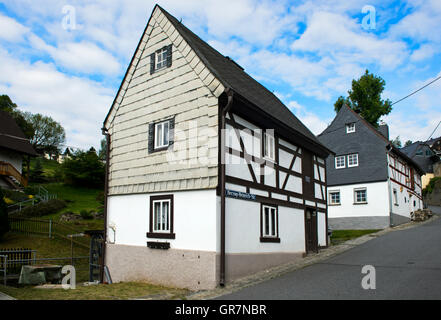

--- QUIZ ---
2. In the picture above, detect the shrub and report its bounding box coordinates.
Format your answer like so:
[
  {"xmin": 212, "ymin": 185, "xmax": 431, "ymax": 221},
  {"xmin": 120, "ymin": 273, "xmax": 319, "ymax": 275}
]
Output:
[
  {"xmin": 80, "ymin": 210, "xmax": 93, "ymax": 220},
  {"xmin": 1, "ymin": 188, "xmax": 30, "ymax": 203},
  {"xmin": 61, "ymin": 149, "xmax": 105, "ymax": 188},
  {"xmin": 20, "ymin": 199, "xmax": 67, "ymax": 217},
  {"xmin": 0, "ymin": 189, "xmax": 9, "ymax": 240},
  {"xmin": 423, "ymin": 177, "xmax": 441, "ymax": 197}
]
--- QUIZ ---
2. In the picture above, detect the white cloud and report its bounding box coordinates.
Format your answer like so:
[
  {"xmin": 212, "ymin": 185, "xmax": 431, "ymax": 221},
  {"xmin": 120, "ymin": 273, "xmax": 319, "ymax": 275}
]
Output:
[
  {"xmin": 287, "ymin": 101, "xmax": 331, "ymax": 135},
  {"xmin": 0, "ymin": 13, "xmax": 29, "ymax": 42},
  {"xmin": 0, "ymin": 48, "xmax": 114, "ymax": 149}
]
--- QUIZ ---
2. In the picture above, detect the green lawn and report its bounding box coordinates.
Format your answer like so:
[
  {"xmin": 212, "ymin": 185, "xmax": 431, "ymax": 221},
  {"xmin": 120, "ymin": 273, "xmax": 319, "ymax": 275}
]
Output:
[
  {"xmin": 330, "ymin": 229, "xmax": 380, "ymax": 245},
  {"xmin": 0, "ymin": 281, "xmax": 188, "ymax": 300}
]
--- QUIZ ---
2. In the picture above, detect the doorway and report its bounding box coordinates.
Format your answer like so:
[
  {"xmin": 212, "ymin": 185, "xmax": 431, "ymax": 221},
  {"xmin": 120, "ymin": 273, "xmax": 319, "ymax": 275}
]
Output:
[{"xmin": 305, "ymin": 208, "xmax": 318, "ymax": 254}]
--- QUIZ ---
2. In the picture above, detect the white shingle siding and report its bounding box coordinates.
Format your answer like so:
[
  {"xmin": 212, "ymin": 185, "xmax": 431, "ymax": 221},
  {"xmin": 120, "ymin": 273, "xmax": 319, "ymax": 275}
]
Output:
[{"xmin": 106, "ymin": 8, "xmax": 224, "ymax": 195}]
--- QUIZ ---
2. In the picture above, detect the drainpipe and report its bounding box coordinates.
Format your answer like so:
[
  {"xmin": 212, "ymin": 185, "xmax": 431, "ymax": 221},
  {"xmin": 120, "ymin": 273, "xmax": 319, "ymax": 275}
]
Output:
[
  {"xmin": 386, "ymin": 145, "xmax": 394, "ymax": 227},
  {"xmin": 101, "ymin": 127, "xmax": 111, "ymax": 283},
  {"xmin": 220, "ymin": 88, "xmax": 234, "ymax": 287}
]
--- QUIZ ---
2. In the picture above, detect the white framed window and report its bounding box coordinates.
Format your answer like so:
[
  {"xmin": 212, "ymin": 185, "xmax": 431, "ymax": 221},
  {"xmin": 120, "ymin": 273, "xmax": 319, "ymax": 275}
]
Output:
[
  {"xmin": 354, "ymin": 188, "xmax": 367, "ymax": 204},
  {"xmin": 329, "ymin": 191, "xmax": 341, "ymax": 205},
  {"xmin": 347, "ymin": 153, "xmax": 359, "ymax": 167},
  {"xmin": 335, "ymin": 156, "xmax": 346, "ymax": 169},
  {"xmin": 153, "ymin": 199, "xmax": 171, "ymax": 233},
  {"xmin": 346, "ymin": 123, "xmax": 355, "ymax": 133},
  {"xmin": 155, "ymin": 47, "xmax": 168, "ymax": 70},
  {"xmin": 261, "ymin": 204, "xmax": 278, "ymax": 239},
  {"xmin": 154, "ymin": 120, "xmax": 170, "ymax": 149},
  {"xmin": 263, "ymin": 132, "xmax": 275, "ymax": 161}
]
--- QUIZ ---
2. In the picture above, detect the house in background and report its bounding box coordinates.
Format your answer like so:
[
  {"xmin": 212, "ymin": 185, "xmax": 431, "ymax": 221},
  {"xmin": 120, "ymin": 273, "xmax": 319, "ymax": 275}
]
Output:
[
  {"xmin": 0, "ymin": 111, "xmax": 37, "ymax": 189},
  {"xmin": 318, "ymin": 105, "xmax": 424, "ymax": 230},
  {"xmin": 102, "ymin": 5, "xmax": 331, "ymax": 290},
  {"xmin": 401, "ymin": 137, "xmax": 441, "ymax": 189}
]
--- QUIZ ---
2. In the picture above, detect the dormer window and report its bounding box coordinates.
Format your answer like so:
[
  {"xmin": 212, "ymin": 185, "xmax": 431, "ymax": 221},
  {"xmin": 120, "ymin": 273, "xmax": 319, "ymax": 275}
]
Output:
[
  {"xmin": 346, "ymin": 123, "xmax": 355, "ymax": 133},
  {"xmin": 150, "ymin": 45, "xmax": 173, "ymax": 74}
]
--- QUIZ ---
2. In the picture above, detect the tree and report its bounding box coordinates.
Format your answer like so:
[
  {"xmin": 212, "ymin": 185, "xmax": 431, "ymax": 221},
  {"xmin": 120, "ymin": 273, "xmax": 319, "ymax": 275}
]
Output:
[
  {"xmin": 29, "ymin": 158, "xmax": 46, "ymax": 183},
  {"xmin": 0, "ymin": 95, "xmax": 34, "ymax": 139},
  {"xmin": 334, "ymin": 70, "xmax": 392, "ymax": 127},
  {"xmin": 23, "ymin": 113, "xmax": 66, "ymax": 155},
  {"xmin": 61, "ymin": 150, "xmax": 105, "ymax": 188},
  {"xmin": 391, "ymin": 136, "xmax": 402, "ymax": 148},
  {"xmin": 405, "ymin": 140, "xmax": 413, "ymax": 147},
  {"xmin": 98, "ymin": 138, "xmax": 107, "ymax": 161},
  {"xmin": 0, "ymin": 189, "xmax": 9, "ymax": 241}
]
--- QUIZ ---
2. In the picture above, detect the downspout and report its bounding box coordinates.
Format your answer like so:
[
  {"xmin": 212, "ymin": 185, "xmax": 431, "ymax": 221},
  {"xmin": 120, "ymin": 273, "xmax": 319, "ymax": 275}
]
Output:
[
  {"xmin": 386, "ymin": 145, "xmax": 394, "ymax": 227},
  {"xmin": 101, "ymin": 127, "xmax": 111, "ymax": 283},
  {"xmin": 220, "ymin": 88, "xmax": 233, "ymax": 287}
]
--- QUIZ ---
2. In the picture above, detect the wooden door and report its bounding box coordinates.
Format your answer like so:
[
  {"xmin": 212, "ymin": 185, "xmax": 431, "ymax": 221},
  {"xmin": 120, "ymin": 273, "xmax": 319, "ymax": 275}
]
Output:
[{"xmin": 305, "ymin": 208, "xmax": 318, "ymax": 253}]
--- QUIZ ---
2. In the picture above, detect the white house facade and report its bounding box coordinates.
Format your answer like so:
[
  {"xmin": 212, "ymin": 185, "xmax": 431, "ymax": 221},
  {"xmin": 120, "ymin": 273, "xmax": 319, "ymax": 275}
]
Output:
[
  {"xmin": 319, "ymin": 105, "xmax": 424, "ymax": 230},
  {"xmin": 102, "ymin": 5, "xmax": 331, "ymax": 290}
]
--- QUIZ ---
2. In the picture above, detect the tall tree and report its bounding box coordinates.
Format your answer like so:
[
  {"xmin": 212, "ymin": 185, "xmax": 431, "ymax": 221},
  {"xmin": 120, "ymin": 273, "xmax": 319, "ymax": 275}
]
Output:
[
  {"xmin": 98, "ymin": 138, "xmax": 107, "ymax": 161},
  {"xmin": 404, "ymin": 140, "xmax": 413, "ymax": 147},
  {"xmin": 391, "ymin": 136, "xmax": 402, "ymax": 148},
  {"xmin": 23, "ymin": 113, "xmax": 66, "ymax": 155},
  {"xmin": 334, "ymin": 70, "xmax": 392, "ymax": 127},
  {"xmin": 0, "ymin": 95, "xmax": 34, "ymax": 139}
]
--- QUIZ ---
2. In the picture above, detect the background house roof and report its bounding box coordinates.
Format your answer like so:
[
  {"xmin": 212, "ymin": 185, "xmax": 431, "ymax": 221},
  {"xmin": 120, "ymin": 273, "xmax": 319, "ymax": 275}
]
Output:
[
  {"xmin": 158, "ymin": 6, "xmax": 328, "ymax": 153},
  {"xmin": 0, "ymin": 111, "xmax": 37, "ymax": 156}
]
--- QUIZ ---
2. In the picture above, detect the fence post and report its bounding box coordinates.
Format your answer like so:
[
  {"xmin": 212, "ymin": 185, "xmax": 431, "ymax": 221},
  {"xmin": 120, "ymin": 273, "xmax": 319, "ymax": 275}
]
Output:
[{"xmin": 49, "ymin": 220, "xmax": 52, "ymax": 238}]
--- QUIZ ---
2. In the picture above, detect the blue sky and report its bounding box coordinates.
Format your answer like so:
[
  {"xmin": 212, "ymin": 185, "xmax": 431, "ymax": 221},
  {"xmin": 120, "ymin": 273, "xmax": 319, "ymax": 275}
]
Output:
[{"xmin": 0, "ymin": 0, "xmax": 440, "ymax": 150}]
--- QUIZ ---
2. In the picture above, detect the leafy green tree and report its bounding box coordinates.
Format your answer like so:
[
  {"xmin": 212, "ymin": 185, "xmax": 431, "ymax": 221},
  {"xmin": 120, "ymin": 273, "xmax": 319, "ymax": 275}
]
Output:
[
  {"xmin": 61, "ymin": 149, "xmax": 105, "ymax": 188},
  {"xmin": 391, "ymin": 136, "xmax": 402, "ymax": 148},
  {"xmin": 0, "ymin": 95, "xmax": 34, "ymax": 139},
  {"xmin": 334, "ymin": 70, "xmax": 392, "ymax": 127},
  {"xmin": 404, "ymin": 140, "xmax": 413, "ymax": 147},
  {"xmin": 23, "ymin": 113, "xmax": 66, "ymax": 155},
  {"xmin": 29, "ymin": 158, "xmax": 46, "ymax": 183},
  {"xmin": 0, "ymin": 189, "xmax": 9, "ymax": 241},
  {"xmin": 98, "ymin": 138, "xmax": 107, "ymax": 161}
]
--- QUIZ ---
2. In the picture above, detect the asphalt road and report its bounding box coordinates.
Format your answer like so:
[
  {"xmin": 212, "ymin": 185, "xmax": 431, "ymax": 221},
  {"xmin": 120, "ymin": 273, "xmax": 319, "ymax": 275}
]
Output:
[{"xmin": 219, "ymin": 216, "xmax": 441, "ymax": 300}]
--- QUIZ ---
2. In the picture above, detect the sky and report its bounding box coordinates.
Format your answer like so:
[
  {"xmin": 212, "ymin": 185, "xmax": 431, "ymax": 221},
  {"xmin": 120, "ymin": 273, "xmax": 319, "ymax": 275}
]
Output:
[{"xmin": 0, "ymin": 0, "xmax": 440, "ymax": 150}]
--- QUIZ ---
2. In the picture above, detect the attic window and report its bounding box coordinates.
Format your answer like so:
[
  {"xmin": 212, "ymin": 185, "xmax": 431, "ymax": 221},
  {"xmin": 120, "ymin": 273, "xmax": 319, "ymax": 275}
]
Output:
[
  {"xmin": 150, "ymin": 45, "xmax": 173, "ymax": 74},
  {"xmin": 346, "ymin": 123, "xmax": 355, "ymax": 133}
]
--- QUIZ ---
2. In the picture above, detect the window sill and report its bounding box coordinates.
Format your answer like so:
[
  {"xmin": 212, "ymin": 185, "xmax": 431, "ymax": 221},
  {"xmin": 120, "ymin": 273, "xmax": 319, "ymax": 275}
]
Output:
[
  {"xmin": 151, "ymin": 145, "xmax": 171, "ymax": 154},
  {"xmin": 260, "ymin": 237, "xmax": 281, "ymax": 243},
  {"xmin": 394, "ymin": 204, "xmax": 399, "ymax": 206},
  {"xmin": 329, "ymin": 203, "xmax": 341, "ymax": 206},
  {"xmin": 147, "ymin": 232, "xmax": 176, "ymax": 240},
  {"xmin": 353, "ymin": 202, "xmax": 368, "ymax": 205}
]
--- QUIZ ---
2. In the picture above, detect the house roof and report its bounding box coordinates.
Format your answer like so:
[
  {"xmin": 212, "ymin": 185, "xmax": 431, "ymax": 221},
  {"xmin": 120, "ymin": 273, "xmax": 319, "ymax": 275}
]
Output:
[
  {"xmin": 0, "ymin": 111, "xmax": 37, "ymax": 156},
  {"xmin": 104, "ymin": 5, "xmax": 330, "ymax": 156},
  {"xmin": 159, "ymin": 7, "xmax": 325, "ymax": 149}
]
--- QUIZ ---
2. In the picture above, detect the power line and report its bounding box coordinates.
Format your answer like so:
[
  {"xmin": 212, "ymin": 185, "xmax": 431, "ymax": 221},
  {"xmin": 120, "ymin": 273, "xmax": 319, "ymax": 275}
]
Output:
[
  {"xmin": 426, "ymin": 120, "xmax": 441, "ymax": 141},
  {"xmin": 391, "ymin": 75, "xmax": 441, "ymax": 106}
]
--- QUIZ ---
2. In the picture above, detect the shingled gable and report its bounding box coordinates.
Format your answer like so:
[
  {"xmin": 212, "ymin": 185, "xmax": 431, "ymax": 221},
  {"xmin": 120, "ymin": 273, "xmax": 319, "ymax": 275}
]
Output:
[
  {"xmin": 104, "ymin": 5, "xmax": 329, "ymax": 155},
  {"xmin": 0, "ymin": 111, "xmax": 36, "ymax": 156},
  {"xmin": 319, "ymin": 104, "xmax": 424, "ymax": 175}
]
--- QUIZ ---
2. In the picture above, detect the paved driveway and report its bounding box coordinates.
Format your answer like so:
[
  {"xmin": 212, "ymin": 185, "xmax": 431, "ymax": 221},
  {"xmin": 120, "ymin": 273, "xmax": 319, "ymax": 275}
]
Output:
[{"xmin": 219, "ymin": 217, "xmax": 441, "ymax": 300}]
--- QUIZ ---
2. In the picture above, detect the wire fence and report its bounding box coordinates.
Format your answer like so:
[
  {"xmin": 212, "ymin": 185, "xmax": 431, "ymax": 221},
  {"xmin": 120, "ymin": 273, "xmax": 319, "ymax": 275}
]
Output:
[{"xmin": 8, "ymin": 216, "xmax": 90, "ymax": 250}]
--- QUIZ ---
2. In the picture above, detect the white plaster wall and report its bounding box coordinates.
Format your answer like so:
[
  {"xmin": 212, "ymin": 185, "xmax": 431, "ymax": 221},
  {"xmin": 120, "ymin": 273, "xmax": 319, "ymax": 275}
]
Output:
[
  {"xmin": 107, "ymin": 189, "xmax": 218, "ymax": 251},
  {"xmin": 328, "ymin": 181, "xmax": 389, "ymax": 218},
  {"xmin": 390, "ymin": 180, "xmax": 422, "ymax": 218},
  {"xmin": 0, "ymin": 149, "xmax": 23, "ymax": 174},
  {"xmin": 225, "ymin": 197, "xmax": 306, "ymax": 254}
]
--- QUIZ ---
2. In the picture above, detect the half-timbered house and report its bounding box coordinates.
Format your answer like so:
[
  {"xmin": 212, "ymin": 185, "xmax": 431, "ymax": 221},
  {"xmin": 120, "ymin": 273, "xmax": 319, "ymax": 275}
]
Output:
[
  {"xmin": 102, "ymin": 5, "xmax": 332, "ymax": 290},
  {"xmin": 318, "ymin": 105, "xmax": 424, "ymax": 230}
]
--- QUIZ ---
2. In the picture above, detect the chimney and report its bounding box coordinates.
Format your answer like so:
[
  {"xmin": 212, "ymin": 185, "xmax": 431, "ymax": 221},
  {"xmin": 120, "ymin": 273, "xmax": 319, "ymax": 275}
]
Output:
[{"xmin": 378, "ymin": 122, "xmax": 389, "ymax": 140}]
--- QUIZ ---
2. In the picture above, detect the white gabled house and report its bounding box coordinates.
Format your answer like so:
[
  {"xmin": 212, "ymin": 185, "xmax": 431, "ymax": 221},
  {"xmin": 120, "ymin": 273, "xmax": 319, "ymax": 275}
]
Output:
[
  {"xmin": 318, "ymin": 105, "xmax": 425, "ymax": 230},
  {"xmin": 102, "ymin": 5, "xmax": 332, "ymax": 290}
]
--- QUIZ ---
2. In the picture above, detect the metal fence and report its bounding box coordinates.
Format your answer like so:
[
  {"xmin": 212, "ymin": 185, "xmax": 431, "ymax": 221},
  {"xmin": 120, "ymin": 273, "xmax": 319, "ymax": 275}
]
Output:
[
  {"xmin": 0, "ymin": 255, "xmax": 6, "ymax": 286},
  {"xmin": 8, "ymin": 216, "xmax": 90, "ymax": 249}
]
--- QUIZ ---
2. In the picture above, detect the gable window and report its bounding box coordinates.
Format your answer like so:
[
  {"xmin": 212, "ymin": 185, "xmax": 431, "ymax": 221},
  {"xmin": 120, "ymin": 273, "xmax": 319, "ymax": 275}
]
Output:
[
  {"xmin": 150, "ymin": 45, "xmax": 172, "ymax": 74},
  {"xmin": 147, "ymin": 195, "xmax": 175, "ymax": 239},
  {"xmin": 329, "ymin": 191, "xmax": 341, "ymax": 205},
  {"xmin": 148, "ymin": 118, "xmax": 175, "ymax": 153},
  {"xmin": 335, "ymin": 156, "xmax": 346, "ymax": 169},
  {"xmin": 263, "ymin": 132, "xmax": 275, "ymax": 161},
  {"xmin": 346, "ymin": 123, "xmax": 355, "ymax": 133},
  {"xmin": 155, "ymin": 120, "xmax": 170, "ymax": 149},
  {"xmin": 347, "ymin": 153, "xmax": 359, "ymax": 167},
  {"xmin": 354, "ymin": 188, "xmax": 367, "ymax": 204},
  {"xmin": 260, "ymin": 204, "xmax": 280, "ymax": 243}
]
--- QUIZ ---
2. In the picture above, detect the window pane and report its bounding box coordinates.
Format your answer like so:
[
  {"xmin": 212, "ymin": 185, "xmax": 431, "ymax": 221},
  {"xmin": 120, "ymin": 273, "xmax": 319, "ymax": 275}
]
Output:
[
  {"xmin": 154, "ymin": 202, "xmax": 161, "ymax": 231},
  {"xmin": 271, "ymin": 209, "xmax": 276, "ymax": 236},
  {"xmin": 156, "ymin": 124, "xmax": 163, "ymax": 147},
  {"xmin": 162, "ymin": 201, "xmax": 169, "ymax": 231},
  {"xmin": 164, "ymin": 121, "xmax": 169, "ymax": 146},
  {"xmin": 264, "ymin": 207, "xmax": 269, "ymax": 236}
]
